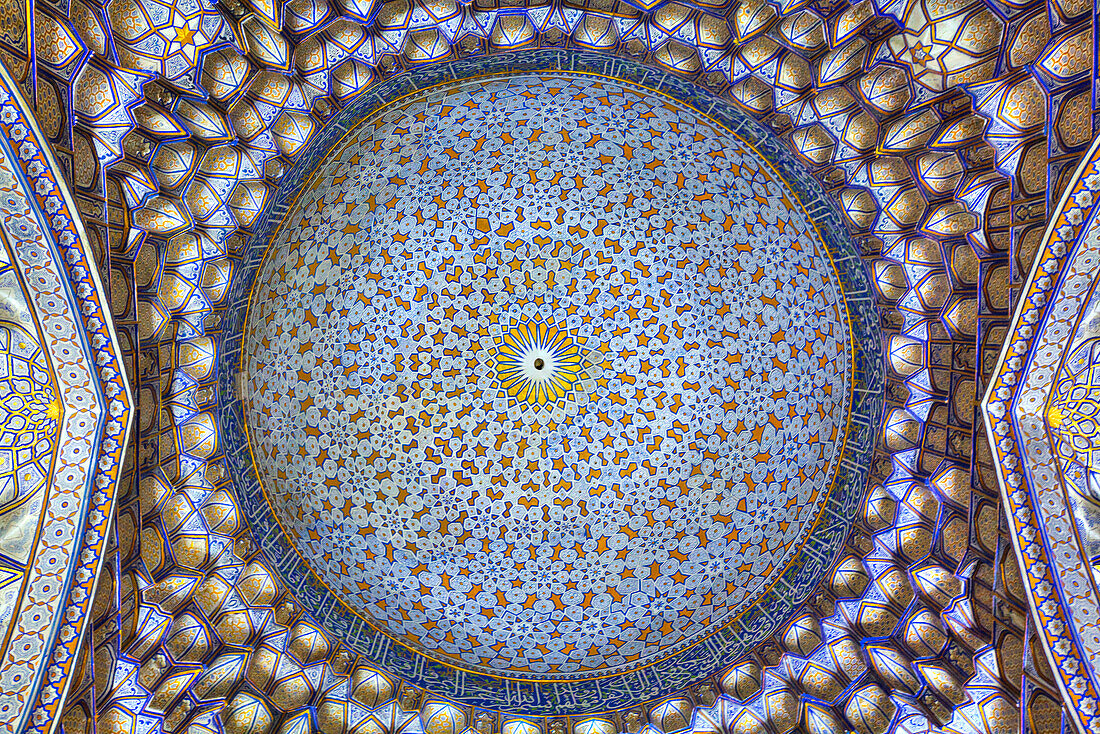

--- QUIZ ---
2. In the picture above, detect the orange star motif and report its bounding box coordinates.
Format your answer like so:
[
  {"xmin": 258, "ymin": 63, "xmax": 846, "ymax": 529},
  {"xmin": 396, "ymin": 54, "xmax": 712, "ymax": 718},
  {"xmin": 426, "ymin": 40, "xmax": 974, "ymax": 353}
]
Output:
[{"xmin": 174, "ymin": 24, "xmax": 196, "ymax": 45}]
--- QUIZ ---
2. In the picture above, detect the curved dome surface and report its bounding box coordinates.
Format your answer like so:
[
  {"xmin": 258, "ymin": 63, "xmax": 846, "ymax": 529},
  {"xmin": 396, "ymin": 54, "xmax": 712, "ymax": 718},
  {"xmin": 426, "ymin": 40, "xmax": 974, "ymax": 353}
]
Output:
[{"xmin": 242, "ymin": 73, "xmax": 853, "ymax": 680}]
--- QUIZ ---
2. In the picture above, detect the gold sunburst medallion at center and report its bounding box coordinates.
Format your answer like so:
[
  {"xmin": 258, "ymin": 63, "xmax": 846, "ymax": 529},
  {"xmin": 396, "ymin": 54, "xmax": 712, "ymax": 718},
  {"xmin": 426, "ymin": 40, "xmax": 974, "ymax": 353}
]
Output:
[{"xmin": 494, "ymin": 321, "xmax": 585, "ymax": 406}]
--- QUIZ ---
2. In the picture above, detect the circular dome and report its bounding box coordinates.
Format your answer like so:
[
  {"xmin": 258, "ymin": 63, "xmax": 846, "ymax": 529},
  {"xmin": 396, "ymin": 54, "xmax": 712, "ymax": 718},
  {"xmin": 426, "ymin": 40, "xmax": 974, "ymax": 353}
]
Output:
[{"xmin": 241, "ymin": 73, "xmax": 854, "ymax": 682}]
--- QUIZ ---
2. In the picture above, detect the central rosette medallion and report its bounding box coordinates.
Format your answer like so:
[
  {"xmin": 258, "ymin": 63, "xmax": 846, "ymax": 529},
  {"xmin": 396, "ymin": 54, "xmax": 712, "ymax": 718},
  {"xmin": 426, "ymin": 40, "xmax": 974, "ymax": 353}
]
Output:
[
  {"xmin": 491, "ymin": 319, "xmax": 596, "ymax": 414},
  {"xmin": 241, "ymin": 73, "xmax": 857, "ymax": 681}
]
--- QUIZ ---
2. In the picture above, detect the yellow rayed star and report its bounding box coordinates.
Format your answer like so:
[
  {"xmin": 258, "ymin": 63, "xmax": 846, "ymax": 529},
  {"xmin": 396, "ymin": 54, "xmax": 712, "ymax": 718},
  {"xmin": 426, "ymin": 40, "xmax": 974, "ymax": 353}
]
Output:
[{"xmin": 493, "ymin": 321, "xmax": 585, "ymax": 406}]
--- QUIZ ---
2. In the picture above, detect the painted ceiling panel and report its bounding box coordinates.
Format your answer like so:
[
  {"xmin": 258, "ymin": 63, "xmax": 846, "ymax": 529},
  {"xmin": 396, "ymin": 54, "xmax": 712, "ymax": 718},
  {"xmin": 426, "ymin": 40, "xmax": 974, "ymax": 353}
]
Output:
[
  {"xmin": 0, "ymin": 0, "xmax": 1097, "ymax": 730},
  {"xmin": 235, "ymin": 71, "xmax": 876, "ymax": 693}
]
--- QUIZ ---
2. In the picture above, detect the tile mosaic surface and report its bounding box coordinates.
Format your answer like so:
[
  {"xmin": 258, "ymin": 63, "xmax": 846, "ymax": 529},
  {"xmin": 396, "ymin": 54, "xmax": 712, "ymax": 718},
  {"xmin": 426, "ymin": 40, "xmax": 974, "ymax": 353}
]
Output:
[{"xmin": 22, "ymin": 0, "xmax": 1090, "ymax": 720}]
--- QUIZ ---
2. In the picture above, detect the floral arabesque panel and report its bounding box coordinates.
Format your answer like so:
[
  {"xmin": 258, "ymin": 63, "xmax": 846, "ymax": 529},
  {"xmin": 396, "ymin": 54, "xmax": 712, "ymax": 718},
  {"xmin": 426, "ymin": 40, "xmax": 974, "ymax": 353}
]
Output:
[
  {"xmin": 983, "ymin": 134, "xmax": 1100, "ymax": 734},
  {"xmin": 0, "ymin": 58, "xmax": 133, "ymax": 732}
]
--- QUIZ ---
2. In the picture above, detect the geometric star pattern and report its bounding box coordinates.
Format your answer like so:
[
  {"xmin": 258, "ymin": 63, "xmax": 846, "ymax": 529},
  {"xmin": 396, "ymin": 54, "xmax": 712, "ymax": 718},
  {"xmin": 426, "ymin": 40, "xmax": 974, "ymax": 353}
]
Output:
[{"xmin": 242, "ymin": 74, "xmax": 852, "ymax": 679}]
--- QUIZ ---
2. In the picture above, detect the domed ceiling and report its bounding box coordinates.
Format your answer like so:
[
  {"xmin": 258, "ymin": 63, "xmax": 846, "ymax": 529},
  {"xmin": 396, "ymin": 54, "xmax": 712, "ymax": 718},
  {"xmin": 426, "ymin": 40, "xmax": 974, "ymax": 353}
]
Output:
[
  {"xmin": 221, "ymin": 63, "xmax": 882, "ymax": 710},
  {"xmin": 241, "ymin": 72, "xmax": 860, "ymax": 680},
  {"xmin": 12, "ymin": 0, "xmax": 1099, "ymax": 727}
]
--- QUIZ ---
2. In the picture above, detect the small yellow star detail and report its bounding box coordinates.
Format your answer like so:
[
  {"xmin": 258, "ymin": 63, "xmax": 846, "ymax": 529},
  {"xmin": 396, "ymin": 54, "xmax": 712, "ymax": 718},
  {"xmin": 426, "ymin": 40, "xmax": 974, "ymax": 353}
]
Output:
[{"xmin": 174, "ymin": 24, "xmax": 196, "ymax": 46}]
